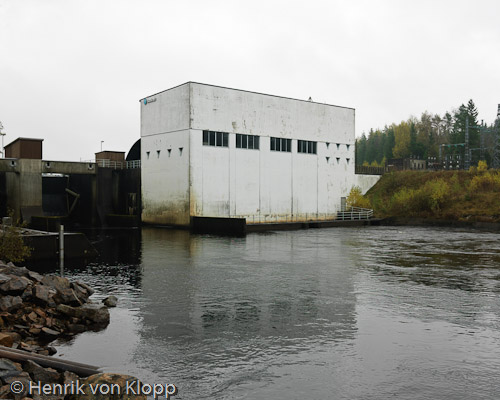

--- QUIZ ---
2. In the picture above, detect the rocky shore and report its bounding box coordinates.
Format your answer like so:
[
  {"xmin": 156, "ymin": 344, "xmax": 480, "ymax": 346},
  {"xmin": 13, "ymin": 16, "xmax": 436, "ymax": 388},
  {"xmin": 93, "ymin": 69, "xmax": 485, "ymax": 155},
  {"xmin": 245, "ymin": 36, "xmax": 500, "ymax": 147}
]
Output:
[{"xmin": 0, "ymin": 260, "xmax": 146, "ymax": 400}]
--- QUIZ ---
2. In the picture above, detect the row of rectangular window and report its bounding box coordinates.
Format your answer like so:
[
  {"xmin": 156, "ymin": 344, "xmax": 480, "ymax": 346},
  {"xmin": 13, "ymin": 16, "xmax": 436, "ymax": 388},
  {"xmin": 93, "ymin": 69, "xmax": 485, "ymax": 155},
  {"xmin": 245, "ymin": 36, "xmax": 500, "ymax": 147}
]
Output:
[{"xmin": 203, "ymin": 131, "xmax": 349, "ymax": 155}]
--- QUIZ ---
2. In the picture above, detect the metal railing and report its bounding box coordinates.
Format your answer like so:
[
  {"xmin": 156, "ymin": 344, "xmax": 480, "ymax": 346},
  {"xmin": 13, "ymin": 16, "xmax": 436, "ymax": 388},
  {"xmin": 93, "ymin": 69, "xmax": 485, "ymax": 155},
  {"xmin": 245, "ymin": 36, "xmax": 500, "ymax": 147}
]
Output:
[
  {"xmin": 95, "ymin": 159, "xmax": 141, "ymax": 169},
  {"xmin": 355, "ymin": 165, "xmax": 385, "ymax": 175},
  {"xmin": 336, "ymin": 207, "xmax": 374, "ymax": 220},
  {"xmin": 126, "ymin": 160, "xmax": 141, "ymax": 169}
]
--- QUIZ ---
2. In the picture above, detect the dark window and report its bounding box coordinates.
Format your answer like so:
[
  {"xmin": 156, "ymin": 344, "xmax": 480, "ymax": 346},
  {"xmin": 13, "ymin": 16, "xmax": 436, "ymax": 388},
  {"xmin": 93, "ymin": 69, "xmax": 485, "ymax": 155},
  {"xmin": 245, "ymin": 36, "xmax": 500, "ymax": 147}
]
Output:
[
  {"xmin": 203, "ymin": 130, "xmax": 229, "ymax": 147},
  {"xmin": 336, "ymin": 143, "xmax": 340, "ymax": 150},
  {"xmin": 346, "ymin": 144, "xmax": 350, "ymax": 151},
  {"xmin": 236, "ymin": 134, "xmax": 260, "ymax": 150},
  {"xmin": 298, "ymin": 140, "xmax": 317, "ymax": 154},
  {"xmin": 284, "ymin": 139, "xmax": 291, "ymax": 152},
  {"xmin": 270, "ymin": 137, "xmax": 291, "ymax": 152}
]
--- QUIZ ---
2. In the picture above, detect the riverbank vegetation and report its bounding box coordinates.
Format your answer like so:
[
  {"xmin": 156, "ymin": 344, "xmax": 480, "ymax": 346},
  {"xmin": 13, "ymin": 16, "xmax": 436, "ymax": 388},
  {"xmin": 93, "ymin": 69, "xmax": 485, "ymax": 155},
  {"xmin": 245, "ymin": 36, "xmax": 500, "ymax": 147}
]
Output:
[
  {"xmin": 357, "ymin": 164, "xmax": 500, "ymax": 222},
  {"xmin": 0, "ymin": 213, "xmax": 32, "ymax": 263}
]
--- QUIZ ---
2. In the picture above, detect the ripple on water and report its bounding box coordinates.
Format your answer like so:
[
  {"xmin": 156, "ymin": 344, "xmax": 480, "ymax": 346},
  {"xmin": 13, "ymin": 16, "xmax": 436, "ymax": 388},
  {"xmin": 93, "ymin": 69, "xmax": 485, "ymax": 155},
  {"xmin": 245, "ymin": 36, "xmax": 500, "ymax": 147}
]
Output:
[{"xmin": 49, "ymin": 226, "xmax": 500, "ymax": 400}]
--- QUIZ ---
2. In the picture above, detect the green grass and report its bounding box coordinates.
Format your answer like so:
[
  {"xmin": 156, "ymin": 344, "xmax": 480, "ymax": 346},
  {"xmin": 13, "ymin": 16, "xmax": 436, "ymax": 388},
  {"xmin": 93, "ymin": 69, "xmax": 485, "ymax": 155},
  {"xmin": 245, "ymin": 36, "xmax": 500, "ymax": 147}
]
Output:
[{"xmin": 366, "ymin": 169, "xmax": 500, "ymax": 222}]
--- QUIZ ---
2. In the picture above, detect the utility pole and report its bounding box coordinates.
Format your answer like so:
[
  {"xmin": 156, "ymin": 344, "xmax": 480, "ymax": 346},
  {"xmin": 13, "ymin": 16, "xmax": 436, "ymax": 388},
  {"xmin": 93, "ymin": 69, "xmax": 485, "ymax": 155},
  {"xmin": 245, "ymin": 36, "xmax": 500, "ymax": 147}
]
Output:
[
  {"xmin": 465, "ymin": 116, "xmax": 470, "ymax": 170},
  {"xmin": 0, "ymin": 121, "xmax": 6, "ymax": 158},
  {"xmin": 493, "ymin": 104, "xmax": 500, "ymax": 169}
]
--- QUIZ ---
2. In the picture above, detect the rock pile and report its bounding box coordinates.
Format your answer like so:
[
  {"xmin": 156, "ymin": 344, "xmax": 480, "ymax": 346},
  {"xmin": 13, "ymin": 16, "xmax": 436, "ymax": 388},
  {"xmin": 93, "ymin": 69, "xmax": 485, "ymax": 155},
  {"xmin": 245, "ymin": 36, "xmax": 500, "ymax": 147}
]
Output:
[
  {"xmin": 0, "ymin": 261, "xmax": 142, "ymax": 400},
  {"xmin": 0, "ymin": 261, "xmax": 110, "ymax": 354}
]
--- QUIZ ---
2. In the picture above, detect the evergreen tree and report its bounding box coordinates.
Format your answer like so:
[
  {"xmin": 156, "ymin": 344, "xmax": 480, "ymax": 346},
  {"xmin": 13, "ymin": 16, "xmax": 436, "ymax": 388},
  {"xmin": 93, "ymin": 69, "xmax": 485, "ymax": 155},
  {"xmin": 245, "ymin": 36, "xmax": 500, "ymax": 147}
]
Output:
[{"xmin": 355, "ymin": 134, "xmax": 367, "ymax": 165}]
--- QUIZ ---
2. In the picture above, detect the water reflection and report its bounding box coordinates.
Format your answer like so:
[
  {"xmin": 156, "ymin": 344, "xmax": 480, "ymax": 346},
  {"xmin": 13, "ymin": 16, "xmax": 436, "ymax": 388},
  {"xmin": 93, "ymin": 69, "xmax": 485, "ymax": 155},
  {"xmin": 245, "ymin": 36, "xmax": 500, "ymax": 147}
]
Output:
[{"xmin": 136, "ymin": 228, "xmax": 358, "ymax": 396}]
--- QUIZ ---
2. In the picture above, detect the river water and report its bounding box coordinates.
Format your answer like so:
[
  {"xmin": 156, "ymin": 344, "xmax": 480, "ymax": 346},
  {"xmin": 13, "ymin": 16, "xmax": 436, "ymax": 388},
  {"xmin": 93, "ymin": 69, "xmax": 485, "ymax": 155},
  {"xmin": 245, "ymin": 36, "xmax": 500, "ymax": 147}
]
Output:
[{"xmin": 49, "ymin": 226, "xmax": 500, "ymax": 399}]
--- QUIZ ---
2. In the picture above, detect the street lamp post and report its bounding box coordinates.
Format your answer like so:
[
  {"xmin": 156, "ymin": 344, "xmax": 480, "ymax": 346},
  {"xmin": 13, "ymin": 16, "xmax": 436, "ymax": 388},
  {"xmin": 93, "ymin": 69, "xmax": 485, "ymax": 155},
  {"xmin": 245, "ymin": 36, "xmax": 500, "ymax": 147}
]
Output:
[{"xmin": 101, "ymin": 141, "xmax": 104, "ymax": 152}]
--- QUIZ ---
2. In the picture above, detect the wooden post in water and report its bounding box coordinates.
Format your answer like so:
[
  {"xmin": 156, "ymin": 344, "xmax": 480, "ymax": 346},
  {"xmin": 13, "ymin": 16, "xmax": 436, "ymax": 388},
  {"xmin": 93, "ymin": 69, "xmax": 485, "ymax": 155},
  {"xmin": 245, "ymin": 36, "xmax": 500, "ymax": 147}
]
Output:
[{"xmin": 59, "ymin": 224, "xmax": 64, "ymax": 277}]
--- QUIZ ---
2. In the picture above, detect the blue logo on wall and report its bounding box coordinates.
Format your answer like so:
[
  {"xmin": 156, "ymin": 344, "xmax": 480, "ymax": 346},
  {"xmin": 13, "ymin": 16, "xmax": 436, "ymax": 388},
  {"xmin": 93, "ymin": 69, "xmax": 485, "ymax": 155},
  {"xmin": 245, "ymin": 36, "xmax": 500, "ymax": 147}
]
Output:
[{"xmin": 143, "ymin": 97, "xmax": 156, "ymax": 105}]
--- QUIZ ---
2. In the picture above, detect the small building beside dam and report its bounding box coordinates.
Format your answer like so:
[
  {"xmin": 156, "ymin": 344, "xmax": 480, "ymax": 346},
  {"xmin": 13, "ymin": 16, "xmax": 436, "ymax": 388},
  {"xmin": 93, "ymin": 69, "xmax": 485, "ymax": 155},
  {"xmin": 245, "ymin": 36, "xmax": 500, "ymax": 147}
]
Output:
[{"xmin": 140, "ymin": 82, "xmax": 379, "ymax": 227}]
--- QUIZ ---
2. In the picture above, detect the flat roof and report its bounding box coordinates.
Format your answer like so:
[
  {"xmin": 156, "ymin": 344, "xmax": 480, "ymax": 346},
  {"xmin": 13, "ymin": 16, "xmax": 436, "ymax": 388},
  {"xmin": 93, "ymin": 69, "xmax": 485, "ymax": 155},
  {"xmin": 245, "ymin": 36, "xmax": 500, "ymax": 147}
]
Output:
[{"xmin": 139, "ymin": 81, "xmax": 355, "ymax": 111}]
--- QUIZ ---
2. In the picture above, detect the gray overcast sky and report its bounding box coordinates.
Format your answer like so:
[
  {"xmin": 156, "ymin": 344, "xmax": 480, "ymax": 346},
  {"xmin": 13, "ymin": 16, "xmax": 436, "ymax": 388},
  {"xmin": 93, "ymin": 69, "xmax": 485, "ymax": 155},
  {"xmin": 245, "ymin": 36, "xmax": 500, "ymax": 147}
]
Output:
[{"xmin": 1, "ymin": 0, "xmax": 499, "ymax": 161}]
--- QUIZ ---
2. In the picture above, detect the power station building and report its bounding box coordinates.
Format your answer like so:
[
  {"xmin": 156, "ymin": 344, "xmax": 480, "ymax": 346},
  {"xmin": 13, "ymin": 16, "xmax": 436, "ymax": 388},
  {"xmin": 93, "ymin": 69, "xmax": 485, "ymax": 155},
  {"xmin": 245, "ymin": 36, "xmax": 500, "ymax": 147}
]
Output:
[{"xmin": 140, "ymin": 82, "xmax": 366, "ymax": 227}]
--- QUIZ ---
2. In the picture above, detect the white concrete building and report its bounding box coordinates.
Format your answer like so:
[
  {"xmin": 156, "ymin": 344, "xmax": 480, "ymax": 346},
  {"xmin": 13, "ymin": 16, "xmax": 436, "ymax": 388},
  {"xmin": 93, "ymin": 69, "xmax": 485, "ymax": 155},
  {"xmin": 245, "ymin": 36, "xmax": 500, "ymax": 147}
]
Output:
[{"xmin": 140, "ymin": 82, "xmax": 369, "ymax": 227}]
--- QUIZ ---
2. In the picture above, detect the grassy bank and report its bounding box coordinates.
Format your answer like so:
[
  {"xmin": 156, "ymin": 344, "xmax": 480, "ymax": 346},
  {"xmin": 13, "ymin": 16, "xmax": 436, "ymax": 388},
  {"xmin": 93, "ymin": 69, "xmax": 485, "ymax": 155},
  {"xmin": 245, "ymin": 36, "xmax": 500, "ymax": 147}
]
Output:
[{"xmin": 364, "ymin": 168, "xmax": 500, "ymax": 223}]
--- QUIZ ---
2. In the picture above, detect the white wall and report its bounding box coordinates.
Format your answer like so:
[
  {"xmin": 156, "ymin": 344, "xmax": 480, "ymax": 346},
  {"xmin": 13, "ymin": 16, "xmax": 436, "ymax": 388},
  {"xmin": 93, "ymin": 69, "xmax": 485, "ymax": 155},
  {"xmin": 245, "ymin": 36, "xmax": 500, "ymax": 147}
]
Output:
[
  {"xmin": 189, "ymin": 83, "xmax": 353, "ymax": 143},
  {"xmin": 141, "ymin": 84, "xmax": 191, "ymax": 225},
  {"xmin": 354, "ymin": 174, "xmax": 381, "ymax": 195},
  {"xmin": 142, "ymin": 82, "xmax": 361, "ymax": 226},
  {"xmin": 188, "ymin": 83, "xmax": 357, "ymax": 223}
]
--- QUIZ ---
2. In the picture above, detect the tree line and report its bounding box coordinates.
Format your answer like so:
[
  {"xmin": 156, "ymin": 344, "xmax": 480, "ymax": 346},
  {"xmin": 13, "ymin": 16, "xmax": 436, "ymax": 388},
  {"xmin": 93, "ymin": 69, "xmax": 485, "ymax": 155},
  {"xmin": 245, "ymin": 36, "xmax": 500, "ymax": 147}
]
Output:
[{"xmin": 355, "ymin": 99, "xmax": 499, "ymax": 167}]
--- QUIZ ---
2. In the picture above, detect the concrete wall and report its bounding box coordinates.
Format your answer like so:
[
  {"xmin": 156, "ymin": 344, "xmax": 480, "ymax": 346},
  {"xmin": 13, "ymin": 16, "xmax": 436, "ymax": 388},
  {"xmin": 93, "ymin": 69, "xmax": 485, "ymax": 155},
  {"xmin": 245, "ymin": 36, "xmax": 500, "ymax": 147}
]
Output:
[
  {"xmin": 188, "ymin": 83, "xmax": 356, "ymax": 223},
  {"xmin": 140, "ymin": 84, "xmax": 192, "ymax": 225},
  {"xmin": 141, "ymin": 129, "xmax": 190, "ymax": 225},
  {"xmin": 189, "ymin": 83, "xmax": 354, "ymax": 143},
  {"xmin": 42, "ymin": 160, "xmax": 97, "ymax": 175},
  {"xmin": 0, "ymin": 159, "xmax": 43, "ymax": 220},
  {"xmin": 0, "ymin": 159, "xmax": 100, "ymax": 224},
  {"xmin": 354, "ymin": 174, "xmax": 381, "ymax": 195}
]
